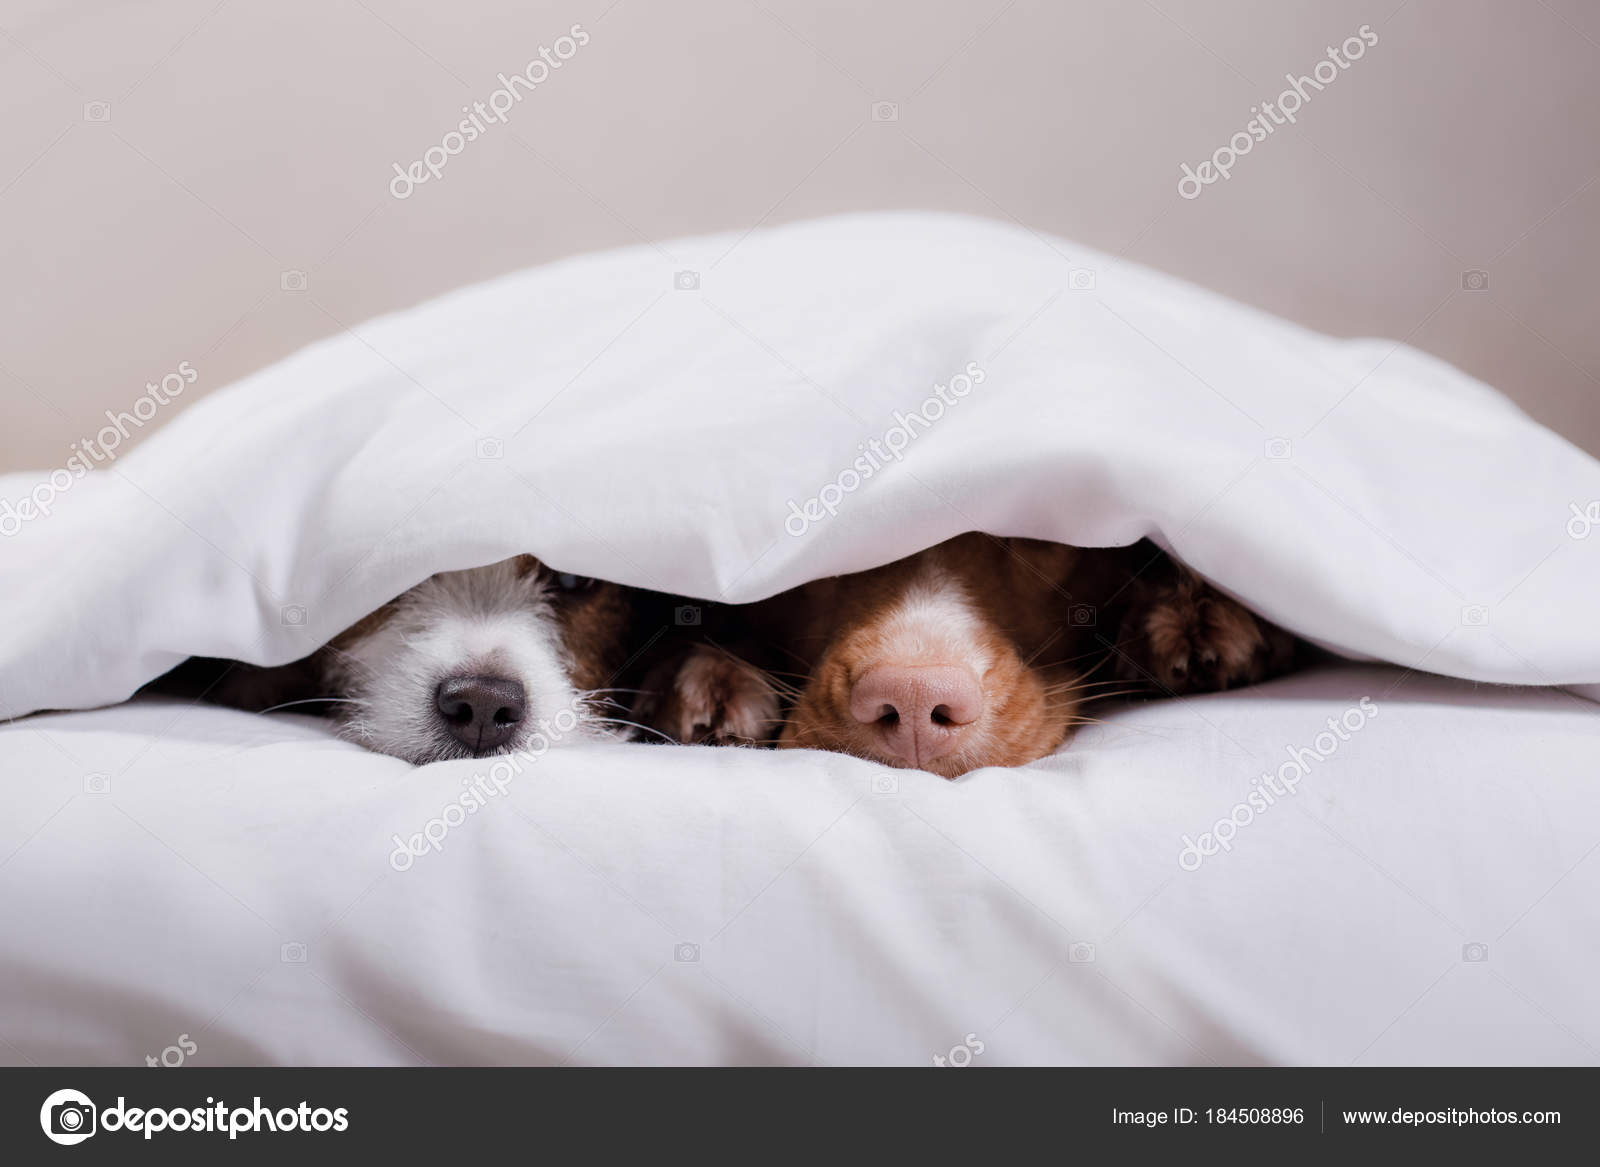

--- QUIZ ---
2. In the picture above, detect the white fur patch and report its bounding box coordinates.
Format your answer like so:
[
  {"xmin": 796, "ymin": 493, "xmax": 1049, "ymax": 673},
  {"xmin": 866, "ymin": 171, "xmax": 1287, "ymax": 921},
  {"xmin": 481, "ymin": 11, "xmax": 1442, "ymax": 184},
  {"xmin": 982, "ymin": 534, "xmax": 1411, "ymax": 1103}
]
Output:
[
  {"xmin": 325, "ymin": 560, "xmax": 613, "ymax": 764},
  {"xmin": 873, "ymin": 566, "xmax": 994, "ymax": 675}
]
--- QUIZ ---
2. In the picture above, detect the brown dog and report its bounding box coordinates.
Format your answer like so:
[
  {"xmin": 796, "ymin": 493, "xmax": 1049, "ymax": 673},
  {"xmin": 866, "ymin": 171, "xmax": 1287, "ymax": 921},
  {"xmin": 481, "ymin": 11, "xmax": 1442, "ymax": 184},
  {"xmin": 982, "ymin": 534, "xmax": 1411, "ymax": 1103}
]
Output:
[{"xmin": 637, "ymin": 534, "xmax": 1294, "ymax": 778}]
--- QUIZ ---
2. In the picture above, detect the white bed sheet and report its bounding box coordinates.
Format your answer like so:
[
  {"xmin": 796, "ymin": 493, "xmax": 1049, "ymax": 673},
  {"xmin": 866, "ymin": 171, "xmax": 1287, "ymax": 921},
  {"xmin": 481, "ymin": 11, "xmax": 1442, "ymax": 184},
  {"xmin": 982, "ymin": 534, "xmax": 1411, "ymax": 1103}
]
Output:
[{"xmin": 3, "ymin": 662, "xmax": 1596, "ymax": 1066}]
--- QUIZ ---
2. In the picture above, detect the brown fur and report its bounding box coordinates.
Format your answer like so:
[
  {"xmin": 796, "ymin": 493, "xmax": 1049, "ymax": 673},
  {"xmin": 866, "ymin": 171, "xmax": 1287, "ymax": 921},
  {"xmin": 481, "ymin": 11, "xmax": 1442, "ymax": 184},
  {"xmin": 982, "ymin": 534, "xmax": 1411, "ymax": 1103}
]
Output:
[
  {"xmin": 553, "ymin": 573, "xmax": 634, "ymax": 692},
  {"xmin": 643, "ymin": 534, "xmax": 1295, "ymax": 778}
]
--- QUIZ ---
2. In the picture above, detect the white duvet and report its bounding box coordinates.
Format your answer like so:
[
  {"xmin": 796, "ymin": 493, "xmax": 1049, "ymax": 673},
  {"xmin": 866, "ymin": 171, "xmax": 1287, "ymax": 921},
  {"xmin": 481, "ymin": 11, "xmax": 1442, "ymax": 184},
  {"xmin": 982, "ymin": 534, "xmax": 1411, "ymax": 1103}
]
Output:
[{"xmin": 1, "ymin": 212, "xmax": 1598, "ymax": 1065}]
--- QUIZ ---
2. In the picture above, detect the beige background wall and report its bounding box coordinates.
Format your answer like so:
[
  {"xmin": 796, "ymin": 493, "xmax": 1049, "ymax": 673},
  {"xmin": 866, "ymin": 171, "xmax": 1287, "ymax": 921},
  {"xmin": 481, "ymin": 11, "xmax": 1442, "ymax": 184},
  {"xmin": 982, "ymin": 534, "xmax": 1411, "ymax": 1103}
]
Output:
[{"xmin": 2, "ymin": 0, "xmax": 1597, "ymax": 471}]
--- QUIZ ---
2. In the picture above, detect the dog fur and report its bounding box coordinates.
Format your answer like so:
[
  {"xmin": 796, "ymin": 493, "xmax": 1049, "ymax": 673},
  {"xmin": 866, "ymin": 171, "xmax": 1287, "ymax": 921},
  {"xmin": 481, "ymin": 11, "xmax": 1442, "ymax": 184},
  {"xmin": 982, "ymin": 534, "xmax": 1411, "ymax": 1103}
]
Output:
[
  {"xmin": 636, "ymin": 534, "xmax": 1295, "ymax": 778},
  {"xmin": 153, "ymin": 556, "xmax": 642, "ymax": 764}
]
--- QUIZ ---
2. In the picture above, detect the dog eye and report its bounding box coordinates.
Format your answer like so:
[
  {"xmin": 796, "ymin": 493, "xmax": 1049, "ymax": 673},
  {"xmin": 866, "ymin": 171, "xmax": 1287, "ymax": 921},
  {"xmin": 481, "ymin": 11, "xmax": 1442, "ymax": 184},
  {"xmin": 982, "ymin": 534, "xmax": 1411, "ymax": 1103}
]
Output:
[{"xmin": 555, "ymin": 573, "xmax": 595, "ymax": 592}]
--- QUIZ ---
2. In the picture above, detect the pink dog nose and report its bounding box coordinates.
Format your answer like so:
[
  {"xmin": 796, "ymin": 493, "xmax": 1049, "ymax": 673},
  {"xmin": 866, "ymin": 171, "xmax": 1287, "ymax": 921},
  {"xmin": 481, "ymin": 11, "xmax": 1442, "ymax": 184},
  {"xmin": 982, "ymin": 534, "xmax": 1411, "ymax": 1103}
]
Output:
[{"xmin": 849, "ymin": 665, "xmax": 984, "ymax": 768}]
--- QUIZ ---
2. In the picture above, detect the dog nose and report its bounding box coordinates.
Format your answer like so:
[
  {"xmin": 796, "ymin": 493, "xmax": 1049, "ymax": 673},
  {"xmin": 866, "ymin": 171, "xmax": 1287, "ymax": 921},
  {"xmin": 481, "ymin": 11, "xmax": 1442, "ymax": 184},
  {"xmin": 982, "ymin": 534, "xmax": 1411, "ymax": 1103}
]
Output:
[
  {"xmin": 849, "ymin": 665, "xmax": 983, "ymax": 768},
  {"xmin": 435, "ymin": 676, "xmax": 527, "ymax": 753}
]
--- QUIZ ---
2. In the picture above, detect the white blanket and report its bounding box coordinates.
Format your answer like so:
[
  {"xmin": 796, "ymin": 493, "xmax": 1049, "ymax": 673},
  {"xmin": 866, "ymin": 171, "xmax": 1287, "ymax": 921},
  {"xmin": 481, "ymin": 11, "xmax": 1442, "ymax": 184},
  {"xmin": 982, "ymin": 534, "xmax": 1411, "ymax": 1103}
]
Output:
[
  {"xmin": 2, "ymin": 212, "xmax": 1598, "ymax": 720},
  {"xmin": 3, "ymin": 664, "xmax": 1596, "ymax": 1066}
]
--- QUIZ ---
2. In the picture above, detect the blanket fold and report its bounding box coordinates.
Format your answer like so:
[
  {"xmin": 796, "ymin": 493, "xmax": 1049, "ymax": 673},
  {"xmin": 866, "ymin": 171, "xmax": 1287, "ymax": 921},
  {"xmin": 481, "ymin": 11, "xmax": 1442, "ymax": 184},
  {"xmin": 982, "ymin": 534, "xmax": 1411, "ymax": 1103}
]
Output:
[{"xmin": 2, "ymin": 211, "xmax": 1597, "ymax": 719}]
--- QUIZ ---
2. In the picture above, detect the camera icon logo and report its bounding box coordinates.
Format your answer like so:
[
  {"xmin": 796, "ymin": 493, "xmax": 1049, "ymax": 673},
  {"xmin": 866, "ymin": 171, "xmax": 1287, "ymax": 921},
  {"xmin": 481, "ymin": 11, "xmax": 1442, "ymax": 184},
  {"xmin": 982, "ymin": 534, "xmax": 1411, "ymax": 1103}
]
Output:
[
  {"xmin": 871, "ymin": 101, "xmax": 899, "ymax": 122},
  {"xmin": 475, "ymin": 436, "xmax": 504, "ymax": 460},
  {"xmin": 1461, "ymin": 269, "xmax": 1489, "ymax": 292},
  {"xmin": 1069, "ymin": 604, "xmax": 1096, "ymax": 627},
  {"xmin": 871, "ymin": 773, "xmax": 899, "ymax": 795},
  {"xmin": 1069, "ymin": 942, "xmax": 1096, "ymax": 963},
  {"xmin": 674, "ymin": 605, "xmax": 701, "ymax": 626},
  {"xmin": 674, "ymin": 942, "xmax": 700, "ymax": 963},
  {"xmin": 1461, "ymin": 941, "xmax": 1489, "ymax": 963},
  {"xmin": 83, "ymin": 101, "xmax": 112, "ymax": 123},
  {"xmin": 674, "ymin": 270, "xmax": 700, "ymax": 291},
  {"xmin": 280, "ymin": 604, "xmax": 308, "ymax": 627},
  {"xmin": 281, "ymin": 941, "xmax": 308, "ymax": 963},
  {"xmin": 40, "ymin": 1089, "xmax": 97, "ymax": 1145},
  {"xmin": 1264, "ymin": 437, "xmax": 1293, "ymax": 461},
  {"xmin": 1460, "ymin": 604, "xmax": 1490, "ymax": 627},
  {"xmin": 280, "ymin": 270, "xmax": 308, "ymax": 293},
  {"xmin": 83, "ymin": 772, "xmax": 111, "ymax": 795},
  {"xmin": 1068, "ymin": 267, "xmax": 1096, "ymax": 291}
]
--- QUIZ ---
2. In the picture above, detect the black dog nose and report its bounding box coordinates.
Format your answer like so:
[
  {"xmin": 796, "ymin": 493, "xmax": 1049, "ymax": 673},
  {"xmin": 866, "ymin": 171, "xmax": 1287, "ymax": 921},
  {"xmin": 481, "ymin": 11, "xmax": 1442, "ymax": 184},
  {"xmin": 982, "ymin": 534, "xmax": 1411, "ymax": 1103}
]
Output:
[{"xmin": 435, "ymin": 676, "xmax": 527, "ymax": 753}]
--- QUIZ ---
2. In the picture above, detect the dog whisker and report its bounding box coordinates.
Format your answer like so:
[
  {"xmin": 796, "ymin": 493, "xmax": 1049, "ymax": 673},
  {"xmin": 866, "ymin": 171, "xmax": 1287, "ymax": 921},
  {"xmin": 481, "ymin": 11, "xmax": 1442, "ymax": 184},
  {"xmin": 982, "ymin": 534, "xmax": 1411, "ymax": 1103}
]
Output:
[
  {"xmin": 257, "ymin": 696, "xmax": 366, "ymax": 715},
  {"xmin": 590, "ymin": 717, "xmax": 678, "ymax": 743}
]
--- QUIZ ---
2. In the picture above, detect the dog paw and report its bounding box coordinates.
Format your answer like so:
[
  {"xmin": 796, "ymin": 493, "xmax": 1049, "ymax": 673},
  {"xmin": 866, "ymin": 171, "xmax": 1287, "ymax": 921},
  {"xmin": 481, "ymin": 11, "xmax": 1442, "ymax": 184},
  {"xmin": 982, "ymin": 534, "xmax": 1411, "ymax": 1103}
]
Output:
[
  {"xmin": 1119, "ymin": 571, "xmax": 1292, "ymax": 695},
  {"xmin": 645, "ymin": 646, "xmax": 782, "ymax": 745}
]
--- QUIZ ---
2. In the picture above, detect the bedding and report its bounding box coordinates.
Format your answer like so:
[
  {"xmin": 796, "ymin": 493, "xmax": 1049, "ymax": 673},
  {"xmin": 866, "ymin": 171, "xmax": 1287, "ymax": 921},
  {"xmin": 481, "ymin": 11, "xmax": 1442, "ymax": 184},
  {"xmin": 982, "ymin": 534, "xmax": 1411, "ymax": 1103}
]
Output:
[
  {"xmin": 2, "ymin": 663, "xmax": 1596, "ymax": 1065},
  {"xmin": 1, "ymin": 211, "xmax": 1597, "ymax": 1064},
  {"xmin": 0, "ymin": 212, "xmax": 1597, "ymax": 722}
]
